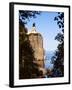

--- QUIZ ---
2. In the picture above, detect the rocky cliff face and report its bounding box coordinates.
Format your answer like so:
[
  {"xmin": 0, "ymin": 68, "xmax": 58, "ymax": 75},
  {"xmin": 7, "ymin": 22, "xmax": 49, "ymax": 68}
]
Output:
[{"xmin": 28, "ymin": 28, "xmax": 44, "ymax": 68}]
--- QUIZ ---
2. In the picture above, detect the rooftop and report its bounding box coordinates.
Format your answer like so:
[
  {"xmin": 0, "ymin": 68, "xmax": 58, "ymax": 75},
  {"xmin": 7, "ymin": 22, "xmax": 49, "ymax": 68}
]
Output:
[{"xmin": 27, "ymin": 23, "xmax": 38, "ymax": 34}]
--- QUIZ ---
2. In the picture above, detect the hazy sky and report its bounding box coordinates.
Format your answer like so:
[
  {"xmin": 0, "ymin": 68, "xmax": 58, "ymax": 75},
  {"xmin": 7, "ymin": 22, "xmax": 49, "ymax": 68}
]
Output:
[{"xmin": 25, "ymin": 11, "xmax": 59, "ymax": 51}]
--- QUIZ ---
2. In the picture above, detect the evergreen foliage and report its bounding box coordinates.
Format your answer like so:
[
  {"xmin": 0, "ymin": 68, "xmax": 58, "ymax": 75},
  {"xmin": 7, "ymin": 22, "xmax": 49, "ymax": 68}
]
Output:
[
  {"xmin": 19, "ymin": 11, "xmax": 41, "ymax": 79},
  {"xmin": 51, "ymin": 12, "xmax": 64, "ymax": 77}
]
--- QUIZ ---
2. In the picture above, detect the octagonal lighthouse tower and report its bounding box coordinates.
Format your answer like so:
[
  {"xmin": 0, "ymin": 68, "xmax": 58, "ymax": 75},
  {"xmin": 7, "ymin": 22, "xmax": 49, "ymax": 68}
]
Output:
[{"xmin": 27, "ymin": 23, "xmax": 44, "ymax": 68}]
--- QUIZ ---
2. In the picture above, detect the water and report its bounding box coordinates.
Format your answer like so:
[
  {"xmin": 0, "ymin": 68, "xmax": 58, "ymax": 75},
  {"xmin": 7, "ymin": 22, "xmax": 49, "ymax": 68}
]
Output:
[{"xmin": 44, "ymin": 51, "xmax": 54, "ymax": 69}]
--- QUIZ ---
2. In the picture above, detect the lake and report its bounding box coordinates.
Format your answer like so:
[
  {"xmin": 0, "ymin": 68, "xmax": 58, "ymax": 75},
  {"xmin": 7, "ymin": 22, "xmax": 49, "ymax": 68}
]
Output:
[{"xmin": 44, "ymin": 51, "xmax": 54, "ymax": 69}]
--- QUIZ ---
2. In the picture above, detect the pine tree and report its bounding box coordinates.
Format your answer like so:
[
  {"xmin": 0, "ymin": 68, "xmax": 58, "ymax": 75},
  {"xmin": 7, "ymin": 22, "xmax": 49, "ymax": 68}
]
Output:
[
  {"xmin": 19, "ymin": 11, "xmax": 41, "ymax": 79},
  {"xmin": 52, "ymin": 12, "xmax": 64, "ymax": 77}
]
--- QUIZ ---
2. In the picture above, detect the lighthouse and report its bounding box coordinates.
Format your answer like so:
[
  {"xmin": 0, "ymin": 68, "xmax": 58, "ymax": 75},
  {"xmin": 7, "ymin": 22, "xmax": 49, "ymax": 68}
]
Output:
[{"xmin": 27, "ymin": 23, "xmax": 44, "ymax": 68}]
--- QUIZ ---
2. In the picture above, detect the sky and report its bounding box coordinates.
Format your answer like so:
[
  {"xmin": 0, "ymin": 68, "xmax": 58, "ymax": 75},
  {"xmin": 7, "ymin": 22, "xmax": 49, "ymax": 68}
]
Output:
[{"xmin": 25, "ymin": 11, "xmax": 60, "ymax": 52}]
